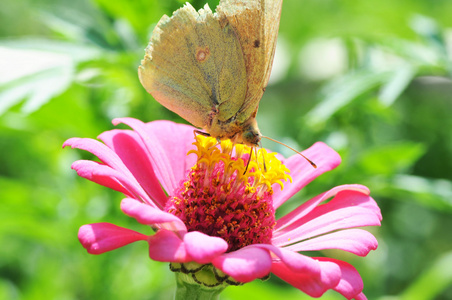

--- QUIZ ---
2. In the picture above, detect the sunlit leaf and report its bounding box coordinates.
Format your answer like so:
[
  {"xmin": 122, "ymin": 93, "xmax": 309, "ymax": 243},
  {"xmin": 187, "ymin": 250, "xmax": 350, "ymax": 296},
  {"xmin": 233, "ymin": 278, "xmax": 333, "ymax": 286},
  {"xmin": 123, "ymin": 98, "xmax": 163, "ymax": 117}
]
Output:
[
  {"xmin": 378, "ymin": 64, "xmax": 416, "ymax": 106},
  {"xmin": 305, "ymin": 70, "xmax": 392, "ymax": 126},
  {"xmin": 392, "ymin": 175, "xmax": 452, "ymax": 212},
  {"xmin": 0, "ymin": 39, "xmax": 100, "ymax": 115}
]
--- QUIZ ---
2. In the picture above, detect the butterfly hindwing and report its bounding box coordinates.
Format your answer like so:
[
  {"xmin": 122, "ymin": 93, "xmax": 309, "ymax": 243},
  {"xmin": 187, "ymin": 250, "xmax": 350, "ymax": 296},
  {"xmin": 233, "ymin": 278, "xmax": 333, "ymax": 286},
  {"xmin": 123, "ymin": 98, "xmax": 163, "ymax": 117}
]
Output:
[{"xmin": 217, "ymin": 0, "xmax": 283, "ymax": 124}]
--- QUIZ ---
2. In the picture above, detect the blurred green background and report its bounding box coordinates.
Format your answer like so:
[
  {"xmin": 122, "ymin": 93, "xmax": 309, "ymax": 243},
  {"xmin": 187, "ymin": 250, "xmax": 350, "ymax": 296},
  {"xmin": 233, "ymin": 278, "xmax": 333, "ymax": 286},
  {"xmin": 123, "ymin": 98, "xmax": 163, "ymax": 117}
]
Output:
[{"xmin": 1, "ymin": 0, "xmax": 452, "ymax": 299}]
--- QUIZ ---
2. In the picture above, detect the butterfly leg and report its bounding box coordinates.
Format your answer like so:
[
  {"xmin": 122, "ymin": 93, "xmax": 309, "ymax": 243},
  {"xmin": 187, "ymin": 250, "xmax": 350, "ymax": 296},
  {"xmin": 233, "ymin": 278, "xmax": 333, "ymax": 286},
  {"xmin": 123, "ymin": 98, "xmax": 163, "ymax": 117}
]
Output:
[
  {"xmin": 259, "ymin": 141, "xmax": 267, "ymax": 173},
  {"xmin": 243, "ymin": 145, "xmax": 268, "ymax": 174},
  {"xmin": 243, "ymin": 146, "xmax": 253, "ymax": 174},
  {"xmin": 193, "ymin": 129, "xmax": 222, "ymax": 151}
]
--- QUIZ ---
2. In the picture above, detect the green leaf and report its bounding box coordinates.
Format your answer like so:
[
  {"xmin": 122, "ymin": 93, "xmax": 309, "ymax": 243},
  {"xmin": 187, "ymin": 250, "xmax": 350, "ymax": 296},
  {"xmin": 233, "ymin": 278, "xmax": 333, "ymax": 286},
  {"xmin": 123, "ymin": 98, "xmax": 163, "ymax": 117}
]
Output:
[
  {"xmin": 378, "ymin": 64, "xmax": 416, "ymax": 106},
  {"xmin": 357, "ymin": 142, "xmax": 426, "ymax": 175},
  {"xmin": 305, "ymin": 70, "xmax": 392, "ymax": 127},
  {"xmin": 391, "ymin": 175, "xmax": 452, "ymax": 212},
  {"xmin": 400, "ymin": 252, "xmax": 452, "ymax": 300},
  {"xmin": 0, "ymin": 39, "xmax": 100, "ymax": 115}
]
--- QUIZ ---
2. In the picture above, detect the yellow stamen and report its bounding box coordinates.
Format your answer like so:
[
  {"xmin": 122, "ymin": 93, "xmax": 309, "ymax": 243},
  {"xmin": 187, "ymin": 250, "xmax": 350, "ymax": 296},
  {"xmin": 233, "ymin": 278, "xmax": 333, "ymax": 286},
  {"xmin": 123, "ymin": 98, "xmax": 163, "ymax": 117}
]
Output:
[{"xmin": 188, "ymin": 135, "xmax": 292, "ymax": 192}]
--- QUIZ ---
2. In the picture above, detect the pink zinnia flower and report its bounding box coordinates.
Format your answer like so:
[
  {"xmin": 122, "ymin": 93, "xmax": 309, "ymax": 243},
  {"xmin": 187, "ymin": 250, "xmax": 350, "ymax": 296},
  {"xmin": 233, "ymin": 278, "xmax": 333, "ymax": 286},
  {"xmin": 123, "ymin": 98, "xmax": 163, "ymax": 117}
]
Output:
[{"xmin": 63, "ymin": 118, "xmax": 381, "ymax": 299}]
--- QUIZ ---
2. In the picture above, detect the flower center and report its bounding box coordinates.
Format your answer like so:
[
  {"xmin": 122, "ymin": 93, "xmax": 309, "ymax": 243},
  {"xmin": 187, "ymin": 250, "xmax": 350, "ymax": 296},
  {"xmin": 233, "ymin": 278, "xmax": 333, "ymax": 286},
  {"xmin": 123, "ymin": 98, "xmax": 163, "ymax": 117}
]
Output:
[{"xmin": 165, "ymin": 135, "xmax": 291, "ymax": 252}]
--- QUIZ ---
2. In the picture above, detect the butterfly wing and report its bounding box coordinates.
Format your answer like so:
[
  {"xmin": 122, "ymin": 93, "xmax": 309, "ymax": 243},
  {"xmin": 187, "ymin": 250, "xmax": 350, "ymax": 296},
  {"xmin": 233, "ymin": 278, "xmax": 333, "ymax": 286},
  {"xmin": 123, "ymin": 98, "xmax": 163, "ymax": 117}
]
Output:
[
  {"xmin": 217, "ymin": 0, "xmax": 283, "ymax": 124},
  {"xmin": 139, "ymin": 3, "xmax": 248, "ymax": 129}
]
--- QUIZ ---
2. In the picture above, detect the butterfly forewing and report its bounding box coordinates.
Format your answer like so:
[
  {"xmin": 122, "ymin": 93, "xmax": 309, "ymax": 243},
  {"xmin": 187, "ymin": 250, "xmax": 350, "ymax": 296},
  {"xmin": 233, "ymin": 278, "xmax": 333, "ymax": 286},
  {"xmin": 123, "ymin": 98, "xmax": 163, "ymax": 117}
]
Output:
[{"xmin": 139, "ymin": 3, "xmax": 247, "ymax": 129}]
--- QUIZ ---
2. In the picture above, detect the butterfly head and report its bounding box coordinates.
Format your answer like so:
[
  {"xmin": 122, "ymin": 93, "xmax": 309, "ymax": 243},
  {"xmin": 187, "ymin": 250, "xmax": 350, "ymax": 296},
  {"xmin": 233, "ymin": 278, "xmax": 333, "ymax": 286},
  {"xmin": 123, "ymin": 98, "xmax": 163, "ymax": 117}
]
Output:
[{"xmin": 240, "ymin": 118, "xmax": 262, "ymax": 147}]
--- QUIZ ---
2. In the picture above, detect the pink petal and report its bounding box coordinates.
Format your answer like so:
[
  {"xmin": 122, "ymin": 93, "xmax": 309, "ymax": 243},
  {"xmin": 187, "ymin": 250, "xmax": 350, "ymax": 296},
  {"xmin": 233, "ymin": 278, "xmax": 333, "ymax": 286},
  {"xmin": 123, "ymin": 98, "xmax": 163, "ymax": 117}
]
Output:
[
  {"xmin": 275, "ymin": 184, "xmax": 369, "ymax": 232},
  {"xmin": 355, "ymin": 292, "xmax": 368, "ymax": 300},
  {"xmin": 212, "ymin": 247, "xmax": 272, "ymax": 282},
  {"xmin": 271, "ymin": 259, "xmax": 341, "ymax": 298},
  {"xmin": 78, "ymin": 223, "xmax": 147, "ymax": 254},
  {"xmin": 63, "ymin": 137, "xmax": 132, "ymax": 176},
  {"xmin": 251, "ymin": 244, "xmax": 320, "ymax": 275},
  {"xmin": 148, "ymin": 230, "xmax": 191, "ymax": 263},
  {"xmin": 71, "ymin": 160, "xmax": 155, "ymax": 205},
  {"xmin": 273, "ymin": 142, "xmax": 341, "ymax": 209},
  {"xmin": 143, "ymin": 120, "xmax": 198, "ymax": 175},
  {"xmin": 99, "ymin": 129, "xmax": 168, "ymax": 208},
  {"xmin": 112, "ymin": 118, "xmax": 197, "ymax": 195},
  {"xmin": 71, "ymin": 160, "xmax": 133, "ymax": 197},
  {"xmin": 316, "ymin": 258, "xmax": 364, "ymax": 299},
  {"xmin": 183, "ymin": 231, "xmax": 228, "ymax": 264},
  {"xmin": 273, "ymin": 189, "xmax": 381, "ymax": 246},
  {"xmin": 273, "ymin": 208, "xmax": 380, "ymax": 247},
  {"xmin": 65, "ymin": 138, "xmax": 154, "ymax": 205},
  {"xmin": 120, "ymin": 198, "xmax": 187, "ymax": 233},
  {"xmin": 283, "ymin": 229, "xmax": 378, "ymax": 256}
]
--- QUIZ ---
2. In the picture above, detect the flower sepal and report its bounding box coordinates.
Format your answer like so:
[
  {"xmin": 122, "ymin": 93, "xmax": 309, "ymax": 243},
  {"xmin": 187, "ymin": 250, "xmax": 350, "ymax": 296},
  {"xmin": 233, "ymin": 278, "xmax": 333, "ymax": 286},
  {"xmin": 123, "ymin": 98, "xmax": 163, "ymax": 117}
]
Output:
[
  {"xmin": 174, "ymin": 270, "xmax": 227, "ymax": 300},
  {"xmin": 170, "ymin": 262, "xmax": 242, "ymax": 288}
]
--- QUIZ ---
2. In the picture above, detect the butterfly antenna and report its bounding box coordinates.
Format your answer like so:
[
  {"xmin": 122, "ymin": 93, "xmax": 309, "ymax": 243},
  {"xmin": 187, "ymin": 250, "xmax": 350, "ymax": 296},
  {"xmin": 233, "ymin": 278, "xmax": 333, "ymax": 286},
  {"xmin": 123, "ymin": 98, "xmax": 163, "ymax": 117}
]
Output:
[{"xmin": 262, "ymin": 136, "xmax": 317, "ymax": 169}]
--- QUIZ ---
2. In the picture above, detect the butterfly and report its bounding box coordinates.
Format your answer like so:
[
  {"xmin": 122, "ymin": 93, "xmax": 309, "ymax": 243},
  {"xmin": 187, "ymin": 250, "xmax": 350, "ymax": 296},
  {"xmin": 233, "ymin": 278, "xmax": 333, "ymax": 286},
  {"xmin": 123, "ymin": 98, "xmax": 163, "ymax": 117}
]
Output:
[{"xmin": 138, "ymin": 0, "xmax": 283, "ymax": 148}]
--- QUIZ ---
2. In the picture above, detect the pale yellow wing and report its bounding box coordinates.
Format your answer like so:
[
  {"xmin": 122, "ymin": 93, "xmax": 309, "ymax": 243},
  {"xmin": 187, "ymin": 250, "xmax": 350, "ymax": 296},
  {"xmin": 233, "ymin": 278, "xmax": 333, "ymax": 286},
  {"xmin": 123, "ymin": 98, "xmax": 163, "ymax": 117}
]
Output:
[
  {"xmin": 216, "ymin": 0, "xmax": 283, "ymax": 124},
  {"xmin": 139, "ymin": 3, "xmax": 247, "ymax": 129}
]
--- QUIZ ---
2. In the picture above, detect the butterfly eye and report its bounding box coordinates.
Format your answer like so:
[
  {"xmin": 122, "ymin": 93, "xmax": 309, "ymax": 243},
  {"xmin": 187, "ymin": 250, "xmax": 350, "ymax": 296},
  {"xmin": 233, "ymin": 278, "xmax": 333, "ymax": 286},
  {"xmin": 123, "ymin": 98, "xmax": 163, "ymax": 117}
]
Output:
[{"xmin": 242, "ymin": 129, "xmax": 260, "ymax": 147}]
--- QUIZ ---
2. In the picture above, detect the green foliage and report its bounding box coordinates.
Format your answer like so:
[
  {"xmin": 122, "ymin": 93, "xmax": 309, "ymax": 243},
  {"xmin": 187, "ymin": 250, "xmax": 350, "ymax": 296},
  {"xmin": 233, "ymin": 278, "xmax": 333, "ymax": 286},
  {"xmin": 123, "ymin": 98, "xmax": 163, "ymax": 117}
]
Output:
[{"xmin": 1, "ymin": 0, "xmax": 451, "ymax": 299}]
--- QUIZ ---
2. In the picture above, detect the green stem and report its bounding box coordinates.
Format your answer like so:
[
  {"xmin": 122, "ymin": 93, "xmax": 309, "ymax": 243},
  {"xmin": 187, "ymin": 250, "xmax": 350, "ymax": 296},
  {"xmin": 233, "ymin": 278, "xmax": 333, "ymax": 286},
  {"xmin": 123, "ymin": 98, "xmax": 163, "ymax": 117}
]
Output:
[{"xmin": 174, "ymin": 273, "xmax": 226, "ymax": 300}]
